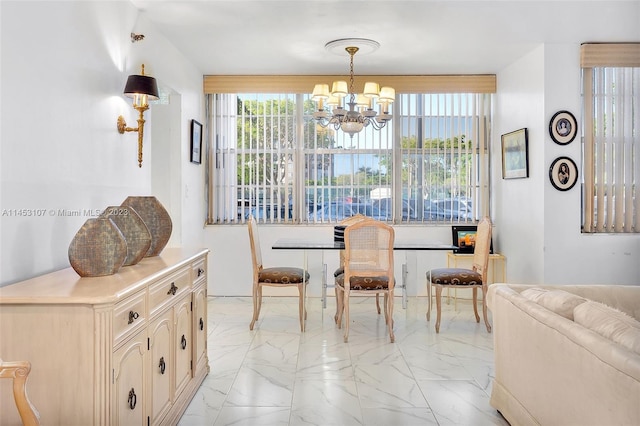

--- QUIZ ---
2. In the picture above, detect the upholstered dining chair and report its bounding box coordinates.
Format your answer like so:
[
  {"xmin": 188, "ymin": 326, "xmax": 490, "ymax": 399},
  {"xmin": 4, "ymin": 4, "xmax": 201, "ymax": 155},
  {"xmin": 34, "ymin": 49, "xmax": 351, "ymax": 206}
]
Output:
[
  {"xmin": 335, "ymin": 219, "xmax": 395, "ymax": 343},
  {"xmin": 426, "ymin": 216, "xmax": 493, "ymax": 333},
  {"xmin": 0, "ymin": 358, "xmax": 40, "ymax": 425},
  {"xmin": 247, "ymin": 215, "xmax": 310, "ymax": 331},
  {"xmin": 332, "ymin": 214, "xmax": 382, "ymax": 322}
]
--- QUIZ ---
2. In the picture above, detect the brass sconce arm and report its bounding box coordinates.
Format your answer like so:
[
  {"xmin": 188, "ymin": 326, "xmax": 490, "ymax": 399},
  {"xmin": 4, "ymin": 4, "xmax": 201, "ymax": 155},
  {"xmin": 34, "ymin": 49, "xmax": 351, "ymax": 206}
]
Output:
[
  {"xmin": 117, "ymin": 105, "xmax": 149, "ymax": 168},
  {"xmin": 117, "ymin": 64, "xmax": 158, "ymax": 168}
]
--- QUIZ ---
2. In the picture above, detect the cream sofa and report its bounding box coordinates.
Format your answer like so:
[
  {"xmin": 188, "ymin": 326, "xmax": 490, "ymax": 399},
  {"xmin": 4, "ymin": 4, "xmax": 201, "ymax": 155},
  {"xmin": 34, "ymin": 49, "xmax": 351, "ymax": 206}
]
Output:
[{"xmin": 487, "ymin": 284, "xmax": 640, "ymax": 426}]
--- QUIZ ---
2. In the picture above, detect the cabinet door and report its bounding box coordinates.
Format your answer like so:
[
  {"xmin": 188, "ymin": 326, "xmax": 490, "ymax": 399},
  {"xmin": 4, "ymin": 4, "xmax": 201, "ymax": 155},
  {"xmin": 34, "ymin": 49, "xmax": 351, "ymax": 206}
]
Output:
[
  {"xmin": 174, "ymin": 294, "xmax": 192, "ymax": 398},
  {"xmin": 113, "ymin": 332, "xmax": 147, "ymax": 425},
  {"xmin": 149, "ymin": 311, "xmax": 173, "ymax": 425},
  {"xmin": 193, "ymin": 284, "xmax": 208, "ymax": 373}
]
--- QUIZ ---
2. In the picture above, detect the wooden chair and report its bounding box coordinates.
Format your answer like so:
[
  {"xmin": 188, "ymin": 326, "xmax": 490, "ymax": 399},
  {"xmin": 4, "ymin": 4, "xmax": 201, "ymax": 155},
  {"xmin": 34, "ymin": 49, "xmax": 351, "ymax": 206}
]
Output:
[
  {"xmin": 332, "ymin": 214, "xmax": 382, "ymax": 322},
  {"xmin": 335, "ymin": 219, "xmax": 395, "ymax": 343},
  {"xmin": 0, "ymin": 358, "xmax": 40, "ymax": 425},
  {"xmin": 426, "ymin": 216, "xmax": 493, "ymax": 333},
  {"xmin": 248, "ymin": 215, "xmax": 310, "ymax": 331}
]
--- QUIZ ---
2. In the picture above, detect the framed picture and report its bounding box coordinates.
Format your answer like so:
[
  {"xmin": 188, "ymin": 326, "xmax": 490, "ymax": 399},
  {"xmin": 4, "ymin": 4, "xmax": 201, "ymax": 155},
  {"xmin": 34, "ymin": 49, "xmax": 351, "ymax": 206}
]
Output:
[
  {"xmin": 190, "ymin": 119, "xmax": 203, "ymax": 164},
  {"xmin": 501, "ymin": 128, "xmax": 529, "ymax": 179},
  {"xmin": 549, "ymin": 110, "xmax": 577, "ymax": 145},
  {"xmin": 549, "ymin": 156, "xmax": 578, "ymax": 191},
  {"xmin": 451, "ymin": 225, "xmax": 493, "ymax": 254}
]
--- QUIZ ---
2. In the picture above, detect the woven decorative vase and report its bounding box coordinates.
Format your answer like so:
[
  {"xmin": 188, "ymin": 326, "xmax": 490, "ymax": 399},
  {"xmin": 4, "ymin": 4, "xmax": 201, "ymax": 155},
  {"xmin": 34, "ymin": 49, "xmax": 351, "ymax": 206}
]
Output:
[
  {"xmin": 121, "ymin": 196, "xmax": 173, "ymax": 257},
  {"xmin": 100, "ymin": 205, "xmax": 151, "ymax": 266},
  {"xmin": 68, "ymin": 217, "xmax": 127, "ymax": 277}
]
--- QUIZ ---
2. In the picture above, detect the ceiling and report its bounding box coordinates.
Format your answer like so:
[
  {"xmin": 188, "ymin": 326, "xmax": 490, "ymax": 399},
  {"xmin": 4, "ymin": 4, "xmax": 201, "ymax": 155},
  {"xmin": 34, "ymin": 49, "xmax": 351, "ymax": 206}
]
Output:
[{"xmin": 131, "ymin": 0, "xmax": 639, "ymax": 76}]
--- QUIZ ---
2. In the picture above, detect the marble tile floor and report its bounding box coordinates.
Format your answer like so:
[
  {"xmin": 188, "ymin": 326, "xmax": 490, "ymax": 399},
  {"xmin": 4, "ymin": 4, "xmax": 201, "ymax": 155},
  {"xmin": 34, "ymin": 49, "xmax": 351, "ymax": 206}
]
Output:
[{"xmin": 178, "ymin": 296, "xmax": 509, "ymax": 426}]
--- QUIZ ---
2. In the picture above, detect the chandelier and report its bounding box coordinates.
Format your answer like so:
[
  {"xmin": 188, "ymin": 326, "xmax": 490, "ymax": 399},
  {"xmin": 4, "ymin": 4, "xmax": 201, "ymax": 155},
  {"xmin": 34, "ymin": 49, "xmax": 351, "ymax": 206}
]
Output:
[{"xmin": 311, "ymin": 39, "xmax": 395, "ymax": 138}]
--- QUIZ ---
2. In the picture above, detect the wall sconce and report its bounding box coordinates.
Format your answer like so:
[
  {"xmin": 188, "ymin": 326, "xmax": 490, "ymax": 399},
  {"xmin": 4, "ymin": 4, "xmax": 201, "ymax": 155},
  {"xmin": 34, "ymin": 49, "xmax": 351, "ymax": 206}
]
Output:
[{"xmin": 117, "ymin": 64, "xmax": 159, "ymax": 167}]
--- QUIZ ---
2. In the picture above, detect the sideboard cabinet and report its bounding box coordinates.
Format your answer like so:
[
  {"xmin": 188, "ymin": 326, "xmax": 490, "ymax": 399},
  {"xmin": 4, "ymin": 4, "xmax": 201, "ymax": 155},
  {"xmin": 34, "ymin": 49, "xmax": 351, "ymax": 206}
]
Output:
[{"xmin": 0, "ymin": 247, "xmax": 209, "ymax": 425}]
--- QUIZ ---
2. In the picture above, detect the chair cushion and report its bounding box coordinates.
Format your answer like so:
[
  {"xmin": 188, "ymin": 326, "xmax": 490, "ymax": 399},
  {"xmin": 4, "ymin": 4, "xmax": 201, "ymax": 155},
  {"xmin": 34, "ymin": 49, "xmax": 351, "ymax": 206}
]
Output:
[
  {"xmin": 429, "ymin": 268, "xmax": 482, "ymax": 286},
  {"xmin": 335, "ymin": 274, "xmax": 389, "ymax": 290},
  {"xmin": 259, "ymin": 267, "xmax": 309, "ymax": 284}
]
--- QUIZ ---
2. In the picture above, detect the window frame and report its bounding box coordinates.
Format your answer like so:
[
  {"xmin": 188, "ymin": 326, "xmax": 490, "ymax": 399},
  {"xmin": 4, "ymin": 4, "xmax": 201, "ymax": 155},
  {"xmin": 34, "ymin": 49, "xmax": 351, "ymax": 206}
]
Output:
[
  {"xmin": 581, "ymin": 43, "xmax": 640, "ymax": 233},
  {"xmin": 205, "ymin": 76, "xmax": 495, "ymax": 226}
]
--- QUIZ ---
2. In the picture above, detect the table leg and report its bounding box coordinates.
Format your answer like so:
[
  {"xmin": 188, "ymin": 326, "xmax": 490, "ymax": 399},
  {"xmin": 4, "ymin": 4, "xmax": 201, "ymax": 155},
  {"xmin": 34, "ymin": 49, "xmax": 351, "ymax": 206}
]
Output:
[
  {"xmin": 401, "ymin": 263, "xmax": 408, "ymax": 309},
  {"xmin": 322, "ymin": 253, "xmax": 327, "ymax": 310}
]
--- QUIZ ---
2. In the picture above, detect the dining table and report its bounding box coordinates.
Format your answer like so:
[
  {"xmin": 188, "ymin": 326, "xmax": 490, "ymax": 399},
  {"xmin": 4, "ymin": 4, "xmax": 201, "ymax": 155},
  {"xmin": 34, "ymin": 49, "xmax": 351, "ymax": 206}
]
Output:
[{"xmin": 272, "ymin": 238, "xmax": 457, "ymax": 317}]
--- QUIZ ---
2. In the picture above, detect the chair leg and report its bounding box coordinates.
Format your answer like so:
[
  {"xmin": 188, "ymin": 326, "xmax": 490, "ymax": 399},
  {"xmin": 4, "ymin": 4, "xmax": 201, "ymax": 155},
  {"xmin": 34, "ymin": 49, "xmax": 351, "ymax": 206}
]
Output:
[
  {"xmin": 375, "ymin": 294, "xmax": 381, "ymax": 314},
  {"xmin": 298, "ymin": 283, "xmax": 306, "ymax": 332},
  {"xmin": 343, "ymin": 290, "xmax": 350, "ymax": 342},
  {"xmin": 335, "ymin": 286, "xmax": 344, "ymax": 329},
  {"xmin": 334, "ymin": 286, "xmax": 340, "ymax": 323},
  {"xmin": 387, "ymin": 290, "xmax": 395, "ymax": 343},
  {"xmin": 482, "ymin": 286, "xmax": 492, "ymax": 333},
  {"xmin": 426, "ymin": 274, "xmax": 432, "ymax": 321},
  {"xmin": 250, "ymin": 282, "xmax": 261, "ymax": 330},
  {"xmin": 383, "ymin": 293, "xmax": 388, "ymax": 322},
  {"xmin": 435, "ymin": 285, "xmax": 443, "ymax": 333},
  {"xmin": 472, "ymin": 287, "xmax": 480, "ymax": 323}
]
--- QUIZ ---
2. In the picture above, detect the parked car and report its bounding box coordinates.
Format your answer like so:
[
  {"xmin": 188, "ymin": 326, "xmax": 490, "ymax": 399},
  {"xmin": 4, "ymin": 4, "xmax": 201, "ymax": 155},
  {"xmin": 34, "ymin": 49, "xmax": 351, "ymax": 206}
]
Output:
[
  {"xmin": 423, "ymin": 198, "xmax": 473, "ymax": 221},
  {"xmin": 371, "ymin": 198, "xmax": 416, "ymax": 221},
  {"xmin": 308, "ymin": 202, "xmax": 372, "ymax": 222},
  {"xmin": 245, "ymin": 204, "xmax": 293, "ymax": 220}
]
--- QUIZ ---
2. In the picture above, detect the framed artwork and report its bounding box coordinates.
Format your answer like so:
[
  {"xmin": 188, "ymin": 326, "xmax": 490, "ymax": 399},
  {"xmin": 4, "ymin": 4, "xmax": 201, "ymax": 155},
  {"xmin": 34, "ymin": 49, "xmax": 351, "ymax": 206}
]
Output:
[
  {"xmin": 549, "ymin": 156, "xmax": 578, "ymax": 191},
  {"xmin": 549, "ymin": 110, "xmax": 577, "ymax": 145},
  {"xmin": 451, "ymin": 225, "xmax": 493, "ymax": 254},
  {"xmin": 501, "ymin": 128, "xmax": 529, "ymax": 179},
  {"xmin": 190, "ymin": 119, "xmax": 203, "ymax": 164}
]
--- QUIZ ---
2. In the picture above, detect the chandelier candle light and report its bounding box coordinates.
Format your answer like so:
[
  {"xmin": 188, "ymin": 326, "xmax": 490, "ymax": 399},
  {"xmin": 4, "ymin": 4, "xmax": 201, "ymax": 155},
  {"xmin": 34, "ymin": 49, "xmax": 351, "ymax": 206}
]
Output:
[{"xmin": 312, "ymin": 38, "xmax": 395, "ymax": 137}]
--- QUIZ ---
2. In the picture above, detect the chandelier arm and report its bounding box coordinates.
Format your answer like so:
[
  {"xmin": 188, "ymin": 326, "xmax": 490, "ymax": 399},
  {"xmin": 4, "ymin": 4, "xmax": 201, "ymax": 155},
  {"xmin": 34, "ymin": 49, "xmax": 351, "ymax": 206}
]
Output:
[{"xmin": 365, "ymin": 118, "xmax": 388, "ymax": 131}]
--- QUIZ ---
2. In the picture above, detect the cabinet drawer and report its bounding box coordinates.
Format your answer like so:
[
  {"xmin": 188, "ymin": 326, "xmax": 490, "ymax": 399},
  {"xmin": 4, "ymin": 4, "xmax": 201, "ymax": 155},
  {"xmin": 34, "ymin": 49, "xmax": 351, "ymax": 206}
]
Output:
[
  {"xmin": 192, "ymin": 258, "xmax": 206, "ymax": 284},
  {"xmin": 113, "ymin": 291, "xmax": 147, "ymax": 346},
  {"xmin": 149, "ymin": 268, "xmax": 191, "ymax": 316}
]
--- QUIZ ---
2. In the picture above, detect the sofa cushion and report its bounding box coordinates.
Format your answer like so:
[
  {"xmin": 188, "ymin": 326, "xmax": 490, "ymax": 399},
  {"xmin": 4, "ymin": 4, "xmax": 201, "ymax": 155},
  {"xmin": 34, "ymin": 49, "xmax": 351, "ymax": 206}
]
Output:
[
  {"xmin": 574, "ymin": 301, "xmax": 640, "ymax": 354},
  {"xmin": 520, "ymin": 287, "xmax": 586, "ymax": 320}
]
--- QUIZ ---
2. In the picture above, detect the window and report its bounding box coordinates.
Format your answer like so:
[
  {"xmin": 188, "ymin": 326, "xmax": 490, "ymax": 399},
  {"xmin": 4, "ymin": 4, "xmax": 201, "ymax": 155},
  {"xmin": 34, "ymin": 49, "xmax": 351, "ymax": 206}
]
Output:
[
  {"xmin": 581, "ymin": 43, "xmax": 640, "ymax": 233},
  {"xmin": 206, "ymin": 77, "xmax": 493, "ymax": 225}
]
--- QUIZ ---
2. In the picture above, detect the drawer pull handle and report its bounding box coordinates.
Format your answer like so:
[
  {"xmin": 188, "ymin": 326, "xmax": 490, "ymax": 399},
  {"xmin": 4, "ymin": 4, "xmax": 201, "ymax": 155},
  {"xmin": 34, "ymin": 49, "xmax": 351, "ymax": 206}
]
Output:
[
  {"xmin": 128, "ymin": 311, "xmax": 139, "ymax": 324},
  {"xmin": 181, "ymin": 334, "xmax": 187, "ymax": 350},
  {"xmin": 128, "ymin": 388, "xmax": 137, "ymax": 410},
  {"xmin": 159, "ymin": 356, "xmax": 166, "ymax": 375},
  {"xmin": 197, "ymin": 268, "xmax": 205, "ymax": 277},
  {"xmin": 199, "ymin": 317, "xmax": 204, "ymax": 331},
  {"xmin": 167, "ymin": 283, "xmax": 178, "ymax": 295}
]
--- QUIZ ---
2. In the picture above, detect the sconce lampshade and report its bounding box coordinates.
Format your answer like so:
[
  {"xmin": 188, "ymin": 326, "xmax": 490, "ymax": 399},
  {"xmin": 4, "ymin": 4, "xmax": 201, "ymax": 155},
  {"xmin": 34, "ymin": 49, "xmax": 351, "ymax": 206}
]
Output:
[{"xmin": 123, "ymin": 74, "xmax": 159, "ymax": 100}]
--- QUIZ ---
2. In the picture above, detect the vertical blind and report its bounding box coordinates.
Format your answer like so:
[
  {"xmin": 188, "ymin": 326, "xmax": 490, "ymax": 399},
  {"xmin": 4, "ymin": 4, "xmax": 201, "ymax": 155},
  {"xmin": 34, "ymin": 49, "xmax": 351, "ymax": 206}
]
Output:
[
  {"xmin": 207, "ymin": 90, "xmax": 492, "ymax": 225},
  {"xmin": 582, "ymin": 43, "xmax": 640, "ymax": 233}
]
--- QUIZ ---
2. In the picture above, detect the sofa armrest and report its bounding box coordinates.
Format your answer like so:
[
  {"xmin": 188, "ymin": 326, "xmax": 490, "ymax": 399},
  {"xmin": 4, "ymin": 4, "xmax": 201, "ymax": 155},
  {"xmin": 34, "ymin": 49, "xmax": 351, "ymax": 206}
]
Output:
[{"xmin": 488, "ymin": 284, "xmax": 640, "ymax": 426}]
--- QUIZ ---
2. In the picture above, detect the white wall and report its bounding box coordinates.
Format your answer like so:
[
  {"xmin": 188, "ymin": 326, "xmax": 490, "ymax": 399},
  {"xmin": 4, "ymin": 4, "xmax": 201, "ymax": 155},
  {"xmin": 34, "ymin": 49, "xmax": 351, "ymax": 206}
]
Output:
[
  {"xmin": 493, "ymin": 45, "xmax": 546, "ymax": 283},
  {"xmin": 541, "ymin": 44, "xmax": 640, "ymax": 284},
  {"xmin": 0, "ymin": 1, "xmax": 205, "ymax": 286},
  {"xmin": 494, "ymin": 43, "xmax": 640, "ymax": 285}
]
